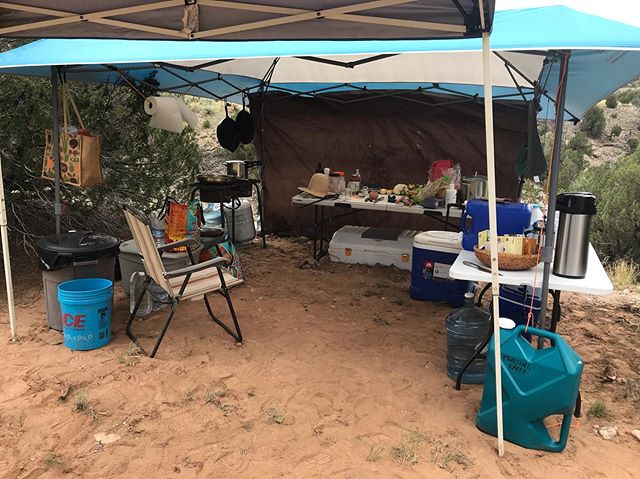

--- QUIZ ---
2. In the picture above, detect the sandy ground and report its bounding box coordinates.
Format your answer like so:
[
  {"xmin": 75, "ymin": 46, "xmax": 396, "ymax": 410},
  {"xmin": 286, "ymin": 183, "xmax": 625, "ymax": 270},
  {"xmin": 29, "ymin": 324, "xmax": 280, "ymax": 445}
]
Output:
[{"xmin": 0, "ymin": 237, "xmax": 639, "ymax": 478}]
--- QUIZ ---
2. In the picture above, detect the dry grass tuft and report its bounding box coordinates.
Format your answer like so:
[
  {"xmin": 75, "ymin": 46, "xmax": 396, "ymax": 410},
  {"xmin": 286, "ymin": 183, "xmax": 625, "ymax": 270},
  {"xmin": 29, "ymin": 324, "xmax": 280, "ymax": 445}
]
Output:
[
  {"xmin": 72, "ymin": 390, "xmax": 96, "ymax": 419},
  {"xmin": 390, "ymin": 431, "xmax": 426, "ymax": 465},
  {"xmin": 265, "ymin": 407, "xmax": 287, "ymax": 425},
  {"xmin": 608, "ymin": 259, "xmax": 639, "ymax": 290},
  {"xmin": 587, "ymin": 400, "xmax": 610, "ymax": 419}
]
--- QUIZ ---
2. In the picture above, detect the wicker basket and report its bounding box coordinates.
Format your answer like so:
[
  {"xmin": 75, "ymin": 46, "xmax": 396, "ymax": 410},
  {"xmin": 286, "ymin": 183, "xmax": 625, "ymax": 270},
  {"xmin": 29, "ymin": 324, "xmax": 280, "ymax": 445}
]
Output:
[{"xmin": 473, "ymin": 246, "xmax": 539, "ymax": 271}]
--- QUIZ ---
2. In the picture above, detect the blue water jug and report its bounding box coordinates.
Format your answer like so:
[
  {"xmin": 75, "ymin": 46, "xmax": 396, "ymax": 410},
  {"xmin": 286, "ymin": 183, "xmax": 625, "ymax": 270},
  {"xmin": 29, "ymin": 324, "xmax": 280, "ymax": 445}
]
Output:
[
  {"xmin": 476, "ymin": 325, "xmax": 583, "ymax": 452},
  {"xmin": 461, "ymin": 200, "xmax": 531, "ymax": 251}
]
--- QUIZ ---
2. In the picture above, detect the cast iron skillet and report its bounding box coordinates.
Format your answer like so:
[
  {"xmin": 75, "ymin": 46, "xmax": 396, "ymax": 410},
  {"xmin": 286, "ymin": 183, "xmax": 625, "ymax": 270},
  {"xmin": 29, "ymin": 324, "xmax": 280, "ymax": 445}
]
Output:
[{"xmin": 197, "ymin": 174, "xmax": 237, "ymax": 185}]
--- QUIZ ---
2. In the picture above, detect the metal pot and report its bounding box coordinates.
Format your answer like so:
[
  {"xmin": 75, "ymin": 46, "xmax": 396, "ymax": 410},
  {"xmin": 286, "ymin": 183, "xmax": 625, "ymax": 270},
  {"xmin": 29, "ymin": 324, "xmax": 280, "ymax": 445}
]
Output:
[
  {"xmin": 225, "ymin": 160, "xmax": 247, "ymax": 179},
  {"xmin": 462, "ymin": 174, "xmax": 488, "ymax": 201}
]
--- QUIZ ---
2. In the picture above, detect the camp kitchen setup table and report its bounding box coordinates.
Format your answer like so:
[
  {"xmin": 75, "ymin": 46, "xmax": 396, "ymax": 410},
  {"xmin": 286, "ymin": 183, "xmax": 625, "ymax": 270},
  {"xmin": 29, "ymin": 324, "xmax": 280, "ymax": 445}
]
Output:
[
  {"xmin": 449, "ymin": 244, "xmax": 613, "ymax": 401},
  {"xmin": 291, "ymin": 193, "xmax": 464, "ymax": 260}
]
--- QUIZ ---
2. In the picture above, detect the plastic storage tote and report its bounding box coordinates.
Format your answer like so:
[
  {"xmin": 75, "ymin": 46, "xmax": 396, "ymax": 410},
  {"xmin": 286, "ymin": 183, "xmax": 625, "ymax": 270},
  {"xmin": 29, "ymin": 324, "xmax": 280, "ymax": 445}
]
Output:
[
  {"xmin": 476, "ymin": 325, "xmax": 583, "ymax": 452},
  {"xmin": 118, "ymin": 239, "xmax": 203, "ymax": 295},
  {"xmin": 461, "ymin": 199, "xmax": 531, "ymax": 251},
  {"xmin": 36, "ymin": 231, "xmax": 119, "ymax": 331},
  {"xmin": 409, "ymin": 231, "xmax": 472, "ymax": 307},
  {"xmin": 58, "ymin": 278, "xmax": 113, "ymax": 351},
  {"xmin": 329, "ymin": 226, "xmax": 419, "ymax": 270}
]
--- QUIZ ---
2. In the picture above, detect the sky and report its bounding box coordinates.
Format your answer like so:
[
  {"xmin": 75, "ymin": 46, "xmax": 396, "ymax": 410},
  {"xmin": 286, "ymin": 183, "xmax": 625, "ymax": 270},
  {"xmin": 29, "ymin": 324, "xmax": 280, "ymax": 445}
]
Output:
[{"xmin": 497, "ymin": 0, "xmax": 640, "ymax": 27}]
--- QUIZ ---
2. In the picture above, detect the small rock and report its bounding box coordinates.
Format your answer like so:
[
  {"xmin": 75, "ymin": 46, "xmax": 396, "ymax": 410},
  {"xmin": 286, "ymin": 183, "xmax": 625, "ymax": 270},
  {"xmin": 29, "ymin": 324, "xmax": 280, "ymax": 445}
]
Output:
[
  {"xmin": 598, "ymin": 426, "xmax": 618, "ymax": 440},
  {"xmin": 631, "ymin": 430, "xmax": 640, "ymax": 442},
  {"xmin": 621, "ymin": 378, "xmax": 628, "ymax": 384},
  {"xmin": 94, "ymin": 432, "xmax": 121, "ymax": 445},
  {"xmin": 299, "ymin": 258, "xmax": 319, "ymax": 270}
]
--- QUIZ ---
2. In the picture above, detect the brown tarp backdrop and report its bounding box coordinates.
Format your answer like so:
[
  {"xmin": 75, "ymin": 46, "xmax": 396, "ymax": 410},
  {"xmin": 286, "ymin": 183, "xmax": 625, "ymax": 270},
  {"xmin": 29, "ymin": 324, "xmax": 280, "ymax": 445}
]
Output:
[{"xmin": 251, "ymin": 91, "xmax": 529, "ymax": 236}]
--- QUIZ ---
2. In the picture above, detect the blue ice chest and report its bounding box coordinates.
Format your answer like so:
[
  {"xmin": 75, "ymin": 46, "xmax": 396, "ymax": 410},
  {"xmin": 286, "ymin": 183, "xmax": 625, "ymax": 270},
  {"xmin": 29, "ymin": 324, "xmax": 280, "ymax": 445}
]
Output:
[{"xmin": 409, "ymin": 231, "xmax": 472, "ymax": 308}]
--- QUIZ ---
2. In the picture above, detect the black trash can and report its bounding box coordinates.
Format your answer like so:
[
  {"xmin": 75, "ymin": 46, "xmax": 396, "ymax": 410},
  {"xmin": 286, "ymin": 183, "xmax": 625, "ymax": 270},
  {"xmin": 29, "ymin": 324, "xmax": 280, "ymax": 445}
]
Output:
[{"xmin": 35, "ymin": 231, "xmax": 120, "ymax": 331}]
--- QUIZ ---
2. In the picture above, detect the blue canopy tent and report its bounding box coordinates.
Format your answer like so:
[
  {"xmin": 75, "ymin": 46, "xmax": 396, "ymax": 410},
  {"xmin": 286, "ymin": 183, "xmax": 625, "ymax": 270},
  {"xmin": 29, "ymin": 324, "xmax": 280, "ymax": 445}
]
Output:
[
  {"xmin": 2, "ymin": 2, "xmax": 638, "ymax": 454},
  {"xmin": 0, "ymin": 7, "xmax": 638, "ymax": 119}
]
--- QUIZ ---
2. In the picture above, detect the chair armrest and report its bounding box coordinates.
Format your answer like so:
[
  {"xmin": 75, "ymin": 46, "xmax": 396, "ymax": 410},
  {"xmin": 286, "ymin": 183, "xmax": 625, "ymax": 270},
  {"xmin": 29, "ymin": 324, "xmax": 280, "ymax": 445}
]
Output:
[
  {"xmin": 163, "ymin": 257, "xmax": 229, "ymax": 279},
  {"xmin": 157, "ymin": 238, "xmax": 199, "ymax": 253}
]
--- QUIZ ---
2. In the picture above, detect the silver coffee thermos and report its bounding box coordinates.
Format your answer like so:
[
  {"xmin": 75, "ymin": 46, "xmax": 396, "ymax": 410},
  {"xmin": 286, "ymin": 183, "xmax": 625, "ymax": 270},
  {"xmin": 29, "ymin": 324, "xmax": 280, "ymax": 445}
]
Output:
[{"xmin": 553, "ymin": 192, "xmax": 597, "ymax": 278}]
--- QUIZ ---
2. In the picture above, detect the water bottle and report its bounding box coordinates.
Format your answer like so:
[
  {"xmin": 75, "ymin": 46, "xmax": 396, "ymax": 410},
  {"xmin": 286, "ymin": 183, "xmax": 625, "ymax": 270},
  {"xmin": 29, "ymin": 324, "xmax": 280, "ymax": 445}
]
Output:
[
  {"xmin": 148, "ymin": 281, "xmax": 169, "ymax": 311},
  {"xmin": 129, "ymin": 272, "xmax": 153, "ymax": 317},
  {"xmin": 150, "ymin": 210, "xmax": 165, "ymax": 246},
  {"xmin": 445, "ymin": 292, "xmax": 491, "ymax": 384}
]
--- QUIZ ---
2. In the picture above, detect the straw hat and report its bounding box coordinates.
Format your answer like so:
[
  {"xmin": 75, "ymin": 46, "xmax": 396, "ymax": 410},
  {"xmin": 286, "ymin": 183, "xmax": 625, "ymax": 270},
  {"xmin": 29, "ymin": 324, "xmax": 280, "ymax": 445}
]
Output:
[{"xmin": 298, "ymin": 173, "xmax": 329, "ymax": 198}]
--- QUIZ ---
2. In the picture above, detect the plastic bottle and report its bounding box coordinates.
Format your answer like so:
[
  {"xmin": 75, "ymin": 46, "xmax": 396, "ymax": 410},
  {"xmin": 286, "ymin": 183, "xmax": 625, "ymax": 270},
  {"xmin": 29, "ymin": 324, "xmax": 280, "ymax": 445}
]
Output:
[
  {"xmin": 445, "ymin": 292, "xmax": 491, "ymax": 384},
  {"xmin": 150, "ymin": 210, "xmax": 165, "ymax": 246},
  {"xmin": 445, "ymin": 183, "xmax": 457, "ymax": 206},
  {"xmin": 348, "ymin": 169, "xmax": 361, "ymax": 193},
  {"xmin": 129, "ymin": 272, "xmax": 153, "ymax": 317}
]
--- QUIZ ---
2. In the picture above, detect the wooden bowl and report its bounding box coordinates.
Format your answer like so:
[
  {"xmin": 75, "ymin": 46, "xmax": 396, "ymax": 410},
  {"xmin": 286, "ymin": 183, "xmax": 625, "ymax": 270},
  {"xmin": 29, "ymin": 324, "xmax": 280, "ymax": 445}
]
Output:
[{"xmin": 473, "ymin": 246, "xmax": 539, "ymax": 271}]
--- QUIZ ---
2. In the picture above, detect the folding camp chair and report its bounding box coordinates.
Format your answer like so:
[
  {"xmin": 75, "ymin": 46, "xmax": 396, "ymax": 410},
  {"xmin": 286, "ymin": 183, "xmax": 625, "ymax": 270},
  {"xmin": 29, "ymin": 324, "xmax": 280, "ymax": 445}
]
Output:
[{"xmin": 122, "ymin": 205, "xmax": 243, "ymax": 358}]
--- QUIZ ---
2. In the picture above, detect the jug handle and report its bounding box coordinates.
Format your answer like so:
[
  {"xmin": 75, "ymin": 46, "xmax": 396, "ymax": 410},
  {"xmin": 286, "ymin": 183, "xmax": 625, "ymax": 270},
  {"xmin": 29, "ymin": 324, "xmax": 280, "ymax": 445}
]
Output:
[
  {"xmin": 554, "ymin": 412, "xmax": 574, "ymax": 451},
  {"xmin": 515, "ymin": 325, "xmax": 556, "ymax": 347}
]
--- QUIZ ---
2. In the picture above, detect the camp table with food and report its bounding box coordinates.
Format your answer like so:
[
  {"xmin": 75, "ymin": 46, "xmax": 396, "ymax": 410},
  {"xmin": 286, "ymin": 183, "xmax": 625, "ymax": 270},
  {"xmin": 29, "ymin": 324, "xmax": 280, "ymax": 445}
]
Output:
[{"xmin": 0, "ymin": 2, "xmax": 638, "ymax": 474}]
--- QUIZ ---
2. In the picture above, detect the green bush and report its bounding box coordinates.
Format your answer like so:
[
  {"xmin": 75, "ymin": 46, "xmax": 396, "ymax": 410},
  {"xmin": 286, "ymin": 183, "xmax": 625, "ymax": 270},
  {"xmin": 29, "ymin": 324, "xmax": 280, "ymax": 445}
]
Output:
[
  {"xmin": 0, "ymin": 56, "xmax": 201, "ymax": 244},
  {"xmin": 611, "ymin": 124, "xmax": 622, "ymax": 137},
  {"xmin": 202, "ymin": 119, "xmax": 211, "ymax": 129},
  {"xmin": 617, "ymin": 88, "xmax": 639, "ymax": 104},
  {"xmin": 570, "ymin": 152, "xmax": 640, "ymax": 263},
  {"xmin": 605, "ymin": 95, "xmax": 618, "ymax": 108},
  {"xmin": 580, "ymin": 106, "xmax": 606, "ymax": 139},
  {"xmin": 567, "ymin": 131, "xmax": 592, "ymax": 156},
  {"xmin": 627, "ymin": 136, "xmax": 639, "ymax": 153}
]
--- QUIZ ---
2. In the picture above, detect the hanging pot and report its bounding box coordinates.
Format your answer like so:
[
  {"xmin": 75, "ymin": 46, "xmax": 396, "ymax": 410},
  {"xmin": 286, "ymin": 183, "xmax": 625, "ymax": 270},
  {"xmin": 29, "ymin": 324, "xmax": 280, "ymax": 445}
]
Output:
[
  {"xmin": 235, "ymin": 96, "xmax": 254, "ymax": 144},
  {"xmin": 216, "ymin": 103, "xmax": 239, "ymax": 152}
]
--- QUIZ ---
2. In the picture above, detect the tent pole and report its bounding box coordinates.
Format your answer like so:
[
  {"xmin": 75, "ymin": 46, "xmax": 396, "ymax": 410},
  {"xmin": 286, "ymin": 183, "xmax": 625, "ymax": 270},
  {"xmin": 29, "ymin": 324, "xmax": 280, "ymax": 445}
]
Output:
[
  {"xmin": 481, "ymin": 30, "xmax": 505, "ymax": 457},
  {"xmin": 51, "ymin": 66, "xmax": 61, "ymax": 235},
  {"xmin": 0, "ymin": 157, "xmax": 17, "ymax": 340},
  {"xmin": 537, "ymin": 51, "xmax": 571, "ymax": 334}
]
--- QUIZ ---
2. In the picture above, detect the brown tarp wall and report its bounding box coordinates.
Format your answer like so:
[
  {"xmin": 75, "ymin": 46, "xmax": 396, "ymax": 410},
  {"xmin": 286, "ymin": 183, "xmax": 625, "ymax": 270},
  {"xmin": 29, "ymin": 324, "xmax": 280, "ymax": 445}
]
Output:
[{"xmin": 251, "ymin": 92, "xmax": 528, "ymax": 236}]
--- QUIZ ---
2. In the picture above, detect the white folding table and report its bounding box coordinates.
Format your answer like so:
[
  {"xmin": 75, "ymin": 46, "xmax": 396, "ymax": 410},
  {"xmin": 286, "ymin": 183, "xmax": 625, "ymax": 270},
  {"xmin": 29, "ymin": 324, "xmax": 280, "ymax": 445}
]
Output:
[
  {"xmin": 448, "ymin": 244, "xmax": 613, "ymax": 404},
  {"xmin": 291, "ymin": 193, "xmax": 464, "ymax": 259}
]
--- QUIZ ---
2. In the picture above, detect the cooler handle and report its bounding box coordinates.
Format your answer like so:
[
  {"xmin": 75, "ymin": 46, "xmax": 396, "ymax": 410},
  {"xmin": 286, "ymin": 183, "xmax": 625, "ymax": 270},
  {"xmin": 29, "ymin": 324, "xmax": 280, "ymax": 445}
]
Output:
[
  {"xmin": 460, "ymin": 209, "xmax": 470, "ymax": 233},
  {"xmin": 73, "ymin": 260, "xmax": 99, "ymax": 267}
]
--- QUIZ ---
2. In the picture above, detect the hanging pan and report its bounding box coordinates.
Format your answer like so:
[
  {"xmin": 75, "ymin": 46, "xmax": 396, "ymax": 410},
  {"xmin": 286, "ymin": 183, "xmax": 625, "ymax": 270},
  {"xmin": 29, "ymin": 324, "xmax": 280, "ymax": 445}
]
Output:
[
  {"xmin": 235, "ymin": 95, "xmax": 254, "ymax": 144},
  {"xmin": 216, "ymin": 103, "xmax": 239, "ymax": 152}
]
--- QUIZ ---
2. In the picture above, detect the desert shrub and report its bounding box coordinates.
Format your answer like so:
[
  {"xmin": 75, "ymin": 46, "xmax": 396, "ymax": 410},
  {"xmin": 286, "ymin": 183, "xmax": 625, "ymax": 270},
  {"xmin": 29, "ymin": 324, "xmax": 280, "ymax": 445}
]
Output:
[
  {"xmin": 570, "ymin": 151, "xmax": 640, "ymax": 263},
  {"xmin": 580, "ymin": 106, "xmax": 606, "ymax": 139},
  {"xmin": 558, "ymin": 132, "xmax": 591, "ymax": 191},
  {"xmin": 202, "ymin": 119, "xmax": 211, "ymax": 129},
  {"xmin": 627, "ymin": 136, "xmax": 639, "ymax": 153},
  {"xmin": 610, "ymin": 124, "xmax": 622, "ymax": 137},
  {"xmin": 605, "ymin": 95, "xmax": 618, "ymax": 108},
  {"xmin": 617, "ymin": 88, "xmax": 639, "ymax": 104}
]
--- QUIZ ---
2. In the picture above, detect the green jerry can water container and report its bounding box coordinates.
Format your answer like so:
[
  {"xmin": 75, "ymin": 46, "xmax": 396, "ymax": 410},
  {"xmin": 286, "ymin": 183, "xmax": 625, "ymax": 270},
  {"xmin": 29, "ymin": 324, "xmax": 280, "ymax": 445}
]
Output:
[{"xmin": 476, "ymin": 325, "xmax": 583, "ymax": 452}]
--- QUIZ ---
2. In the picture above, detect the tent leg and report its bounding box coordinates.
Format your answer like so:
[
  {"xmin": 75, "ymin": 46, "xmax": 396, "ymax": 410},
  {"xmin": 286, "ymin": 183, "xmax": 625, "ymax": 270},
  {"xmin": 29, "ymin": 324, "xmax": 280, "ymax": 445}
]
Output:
[
  {"xmin": 51, "ymin": 66, "xmax": 62, "ymax": 235},
  {"xmin": 0, "ymin": 159, "xmax": 17, "ymax": 340},
  {"xmin": 537, "ymin": 51, "xmax": 571, "ymax": 336},
  {"xmin": 482, "ymin": 30, "xmax": 505, "ymax": 458}
]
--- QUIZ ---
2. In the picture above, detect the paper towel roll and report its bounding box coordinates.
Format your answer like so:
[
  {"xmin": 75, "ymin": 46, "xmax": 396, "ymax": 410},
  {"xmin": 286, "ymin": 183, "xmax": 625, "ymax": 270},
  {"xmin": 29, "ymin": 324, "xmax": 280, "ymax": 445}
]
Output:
[
  {"xmin": 145, "ymin": 96, "xmax": 183, "ymax": 133},
  {"xmin": 176, "ymin": 98, "xmax": 198, "ymax": 130}
]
